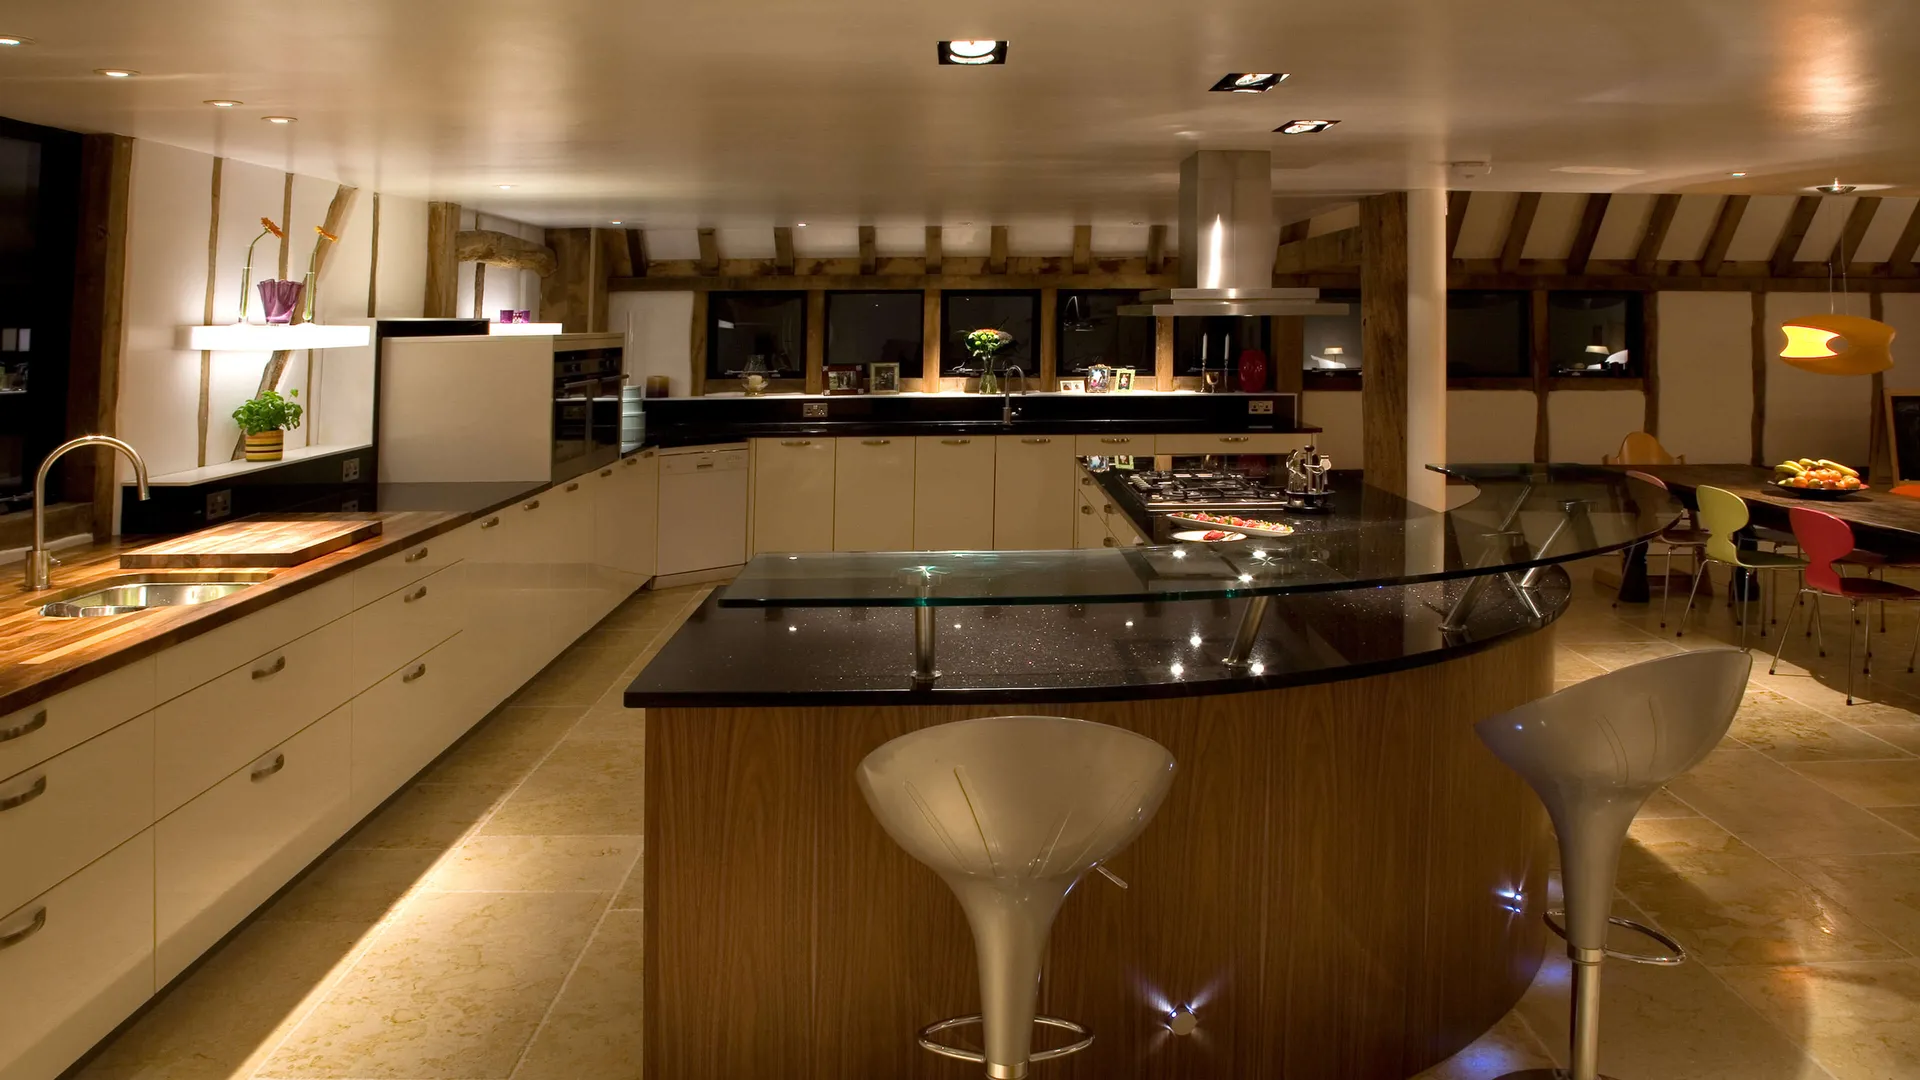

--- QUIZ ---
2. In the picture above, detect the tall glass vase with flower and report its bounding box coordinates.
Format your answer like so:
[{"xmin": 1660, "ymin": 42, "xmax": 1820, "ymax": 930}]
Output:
[
  {"xmin": 236, "ymin": 217, "xmax": 284, "ymax": 324},
  {"xmin": 301, "ymin": 224, "xmax": 341, "ymax": 323},
  {"xmin": 964, "ymin": 328, "xmax": 1012, "ymax": 393}
]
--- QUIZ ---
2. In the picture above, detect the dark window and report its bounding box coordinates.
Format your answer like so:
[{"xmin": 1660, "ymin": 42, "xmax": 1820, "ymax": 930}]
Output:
[
  {"xmin": 1056, "ymin": 290, "xmax": 1155, "ymax": 375},
  {"xmin": 1173, "ymin": 316, "xmax": 1270, "ymax": 377},
  {"xmin": 1447, "ymin": 291, "xmax": 1530, "ymax": 378},
  {"xmin": 1548, "ymin": 291, "xmax": 1642, "ymax": 377},
  {"xmin": 940, "ymin": 290, "xmax": 1039, "ymax": 376},
  {"xmin": 826, "ymin": 292, "xmax": 922, "ymax": 369},
  {"xmin": 1303, "ymin": 289, "xmax": 1362, "ymax": 377},
  {"xmin": 0, "ymin": 116, "xmax": 80, "ymax": 508},
  {"xmin": 707, "ymin": 292, "xmax": 807, "ymax": 384}
]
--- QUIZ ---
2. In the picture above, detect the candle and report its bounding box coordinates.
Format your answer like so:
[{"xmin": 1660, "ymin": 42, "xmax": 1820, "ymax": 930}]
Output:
[{"xmin": 1202, "ymin": 335, "xmax": 1208, "ymax": 362}]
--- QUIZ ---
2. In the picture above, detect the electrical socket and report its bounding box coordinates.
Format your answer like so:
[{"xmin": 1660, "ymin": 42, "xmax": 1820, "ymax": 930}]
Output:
[
  {"xmin": 206, "ymin": 489, "xmax": 232, "ymax": 522},
  {"xmin": 1248, "ymin": 400, "xmax": 1274, "ymax": 415},
  {"xmin": 803, "ymin": 402, "xmax": 829, "ymax": 418},
  {"xmin": 342, "ymin": 457, "xmax": 361, "ymax": 482}
]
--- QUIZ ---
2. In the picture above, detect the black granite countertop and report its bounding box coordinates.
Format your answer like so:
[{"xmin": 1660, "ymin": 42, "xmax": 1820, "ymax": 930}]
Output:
[{"xmin": 623, "ymin": 566, "xmax": 1569, "ymax": 707}]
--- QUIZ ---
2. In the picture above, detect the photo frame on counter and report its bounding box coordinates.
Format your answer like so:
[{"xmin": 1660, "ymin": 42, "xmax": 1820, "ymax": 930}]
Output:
[
  {"xmin": 823, "ymin": 364, "xmax": 864, "ymax": 395},
  {"xmin": 868, "ymin": 362, "xmax": 901, "ymax": 394},
  {"xmin": 1114, "ymin": 367, "xmax": 1136, "ymax": 392},
  {"xmin": 1059, "ymin": 378, "xmax": 1086, "ymax": 393}
]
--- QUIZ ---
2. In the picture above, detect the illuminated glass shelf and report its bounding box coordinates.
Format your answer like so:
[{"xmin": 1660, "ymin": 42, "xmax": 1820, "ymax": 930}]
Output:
[{"xmin": 182, "ymin": 323, "xmax": 372, "ymax": 352}]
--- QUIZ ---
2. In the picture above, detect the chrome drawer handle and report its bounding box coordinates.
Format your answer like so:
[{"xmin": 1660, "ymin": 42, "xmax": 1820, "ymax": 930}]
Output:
[
  {"xmin": 252, "ymin": 656, "xmax": 287, "ymax": 680},
  {"xmin": 0, "ymin": 908, "xmax": 46, "ymax": 950},
  {"xmin": 1021, "ymin": 437, "xmax": 1052, "ymax": 445},
  {"xmin": 480, "ymin": 516, "xmax": 500, "ymax": 530},
  {"xmin": 566, "ymin": 481, "xmax": 580, "ymax": 492},
  {"xmin": 941, "ymin": 438, "xmax": 972, "ymax": 445},
  {"xmin": 1080, "ymin": 477, "xmax": 1092, "ymax": 486},
  {"xmin": 1102, "ymin": 536, "xmax": 1117, "ymax": 547},
  {"xmin": 780, "ymin": 440, "xmax": 812, "ymax": 447},
  {"xmin": 250, "ymin": 753, "xmax": 286, "ymax": 782},
  {"xmin": 1081, "ymin": 504, "xmax": 1093, "ymax": 515},
  {"xmin": 404, "ymin": 547, "xmax": 429, "ymax": 563},
  {"xmin": 0, "ymin": 775, "xmax": 46, "ymax": 813},
  {"xmin": 862, "ymin": 439, "xmax": 891, "ymax": 446},
  {"xmin": 1104, "ymin": 504, "xmax": 1116, "ymax": 514},
  {"xmin": 600, "ymin": 468, "xmax": 614, "ymax": 477},
  {"xmin": 630, "ymin": 454, "xmax": 645, "ymax": 464},
  {"xmin": 1220, "ymin": 436, "xmax": 1249, "ymax": 443},
  {"xmin": 695, "ymin": 462, "xmax": 715, "ymax": 469},
  {"xmin": 1100, "ymin": 437, "xmax": 1131, "ymax": 444},
  {"xmin": 403, "ymin": 585, "xmax": 429, "ymax": 604},
  {"xmin": 402, "ymin": 663, "xmax": 428, "ymax": 684},
  {"xmin": 0, "ymin": 710, "xmax": 46, "ymax": 744},
  {"xmin": 524, "ymin": 499, "xmax": 541, "ymax": 510}
]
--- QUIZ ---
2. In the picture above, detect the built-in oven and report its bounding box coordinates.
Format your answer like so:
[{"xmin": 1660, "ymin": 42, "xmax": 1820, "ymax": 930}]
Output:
[{"xmin": 553, "ymin": 339, "xmax": 623, "ymax": 481}]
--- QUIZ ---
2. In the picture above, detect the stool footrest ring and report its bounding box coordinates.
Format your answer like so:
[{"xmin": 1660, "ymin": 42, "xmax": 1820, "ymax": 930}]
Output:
[
  {"xmin": 1543, "ymin": 908, "xmax": 1687, "ymax": 965},
  {"xmin": 918, "ymin": 1014, "xmax": 1094, "ymax": 1067}
]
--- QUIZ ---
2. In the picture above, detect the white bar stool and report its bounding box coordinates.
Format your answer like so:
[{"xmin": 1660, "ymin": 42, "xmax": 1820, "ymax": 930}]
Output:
[
  {"xmin": 1473, "ymin": 648, "xmax": 1749, "ymax": 1080},
  {"xmin": 857, "ymin": 715, "xmax": 1176, "ymax": 1079}
]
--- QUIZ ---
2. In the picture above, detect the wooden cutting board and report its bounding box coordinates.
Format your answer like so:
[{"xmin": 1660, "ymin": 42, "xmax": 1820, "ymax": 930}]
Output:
[{"xmin": 120, "ymin": 514, "xmax": 384, "ymax": 569}]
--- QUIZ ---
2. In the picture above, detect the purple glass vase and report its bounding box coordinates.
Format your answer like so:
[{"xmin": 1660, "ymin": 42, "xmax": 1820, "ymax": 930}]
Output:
[{"xmin": 257, "ymin": 279, "xmax": 305, "ymax": 325}]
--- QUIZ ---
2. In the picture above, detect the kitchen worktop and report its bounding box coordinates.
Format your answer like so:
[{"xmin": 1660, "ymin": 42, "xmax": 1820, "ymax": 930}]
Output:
[{"xmin": 0, "ymin": 476, "xmax": 554, "ymax": 717}]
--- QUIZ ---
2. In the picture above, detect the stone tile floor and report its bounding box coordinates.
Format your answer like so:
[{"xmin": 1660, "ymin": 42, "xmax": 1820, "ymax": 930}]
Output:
[{"xmin": 72, "ymin": 563, "xmax": 1920, "ymax": 1080}]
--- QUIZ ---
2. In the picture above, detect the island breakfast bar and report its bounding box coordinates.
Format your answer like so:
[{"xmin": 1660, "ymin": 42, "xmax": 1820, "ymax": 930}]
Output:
[{"xmin": 624, "ymin": 464, "xmax": 1673, "ymax": 1079}]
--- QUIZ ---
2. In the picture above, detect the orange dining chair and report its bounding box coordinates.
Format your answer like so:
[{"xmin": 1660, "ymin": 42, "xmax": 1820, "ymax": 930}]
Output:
[
  {"xmin": 1774, "ymin": 506, "xmax": 1920, "ymax": 704},
  {"xmin": 1603, "ymin": 431, "xmax": 1685, "ymax": 466}
]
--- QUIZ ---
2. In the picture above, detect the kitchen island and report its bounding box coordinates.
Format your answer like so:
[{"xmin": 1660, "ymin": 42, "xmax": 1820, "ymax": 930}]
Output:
[{"xmin": 624, "ymin": 463, "xmax": 1673, "ymax": 1079}]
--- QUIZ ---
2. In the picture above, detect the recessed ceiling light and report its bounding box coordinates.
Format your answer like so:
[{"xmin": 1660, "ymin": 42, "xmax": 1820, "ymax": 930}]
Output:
[
  {"xmin": 1814, "ymin": 178, "xmax": 1857, "ymax": 195},
  {"xmin": 796, "ymin": 222, "xmax": 807, "ymax": 227},
  {"xmin": 1211, "ymin": 73, "xmax": 1288, "ymax": 93},
  {"xmin": 0, "ymin": 36, "xmax": 32, "ymax": 47},
  {"xmin": 609, "ymin": 220, "xmax": 622, "ymax": 225},
  {"xmin": 204, "ymin": 99, "xmax": 242, "ymax": 108},
  {"xmin": 497, "ymin": 184, "xmax": 514, "ymax": 190},
  {"xmin": 1549, "ymin": 164, "xmax": 1646, "ymax": 176},
  {"xmin": 1275, "ymin": 119, "xmax": 1339, "ymax": 135},
  {"xmin": 938, "ymin": 40, "xmax": 1008, "ymax": 65},
  {"xmin": 1729, "ymin": 171, "xmax": 1748, "ymax": 178},
  {"xmin": 95, "ymin": 68, "xmax": 136, "ymax": 78},
  {"xmin": 261, "ymin": 115, "xmax": 296, "ymax": 124}
]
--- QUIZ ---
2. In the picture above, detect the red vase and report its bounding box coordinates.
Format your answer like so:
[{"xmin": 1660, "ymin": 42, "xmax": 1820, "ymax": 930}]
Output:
[{"xmin": 1236, "ymin": 348, "xmax": 1268, "ymax": 393}]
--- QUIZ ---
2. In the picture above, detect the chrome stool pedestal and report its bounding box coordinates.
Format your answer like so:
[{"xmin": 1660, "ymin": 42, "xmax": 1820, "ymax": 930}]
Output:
[
  {"xmin": 857, "ymin": 715, "xmax": 1175, "ymax": 1079},
  {"xmin": 1474, "ymin": 649, "xmax": 1749, "ymax": 1080}
]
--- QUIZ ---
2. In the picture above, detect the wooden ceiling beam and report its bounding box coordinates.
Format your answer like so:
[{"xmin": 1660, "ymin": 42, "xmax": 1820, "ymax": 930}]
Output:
[
  {"xmin": 1071, "ymin": 225, "xmax": 1092, "ymax": 274},
  {"xmin": 1891, "ymin": 203, "xmax": 1920, "ymax": 278},
  {"xmin": 1273, "ymin": 226, "xmax": 1363, "ymax": 275},
  {"xmin": 696, "ymin": 228, "xmax": 720, "ymax": 275},
  {"xmin": 858, "ymin": 226, "xmax": 877, "ymax": 274},
  {"xmin": 598, "ymin": 228, "xmax": 633, "ymax": 278},
  {"xmin": 1500, "ymin": 192, "xmax": 1541, "ymax": 274},
  {"xmin": 625, "ymin": 229, "xmax": 647, "ymax": 278},
  {"xmin": 1567, "ymin": 193, "xmax": 1610, "ymax": 276},
  {"xmin": 925, "ymin": 225, "xmax": 942, "ymax": 274},
  {"xmin": 1833, "ymin": 196, "xmax": 1882, "ymax": 266},
  {"xmin": 455, "ymin": 228, "xmax": 558, "ymax": 276},
  {"xmin": 773, "ymin": 226, "xmax": 795, "ymax": 273},
  {"xmin": 1146, "ymin": 224, "xmax": 1166, "ymax": 274},
  {"xmin": 1445, "ymin": 190, "xmax": 1470, "ymax": 260},
  {"xmin": 988, "ymin": 226, "xmax": 1009, "ymax": 274},
  {"xmin": 1700, "ymin": 194, "xmax": 1748, "ymax": 276},
  {"xmin": 1770, "ymin": 195, "xmax": 1822, "ymax": 276},
  {"xmin": 1633, "ymin": 194, "xmax": 1681, "ymax": 276}
]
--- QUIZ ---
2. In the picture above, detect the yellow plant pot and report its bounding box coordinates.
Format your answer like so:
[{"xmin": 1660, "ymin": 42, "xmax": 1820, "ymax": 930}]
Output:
[{"xmin": 244, "ymin": 430, "xmax": 284, "ymax": 462}]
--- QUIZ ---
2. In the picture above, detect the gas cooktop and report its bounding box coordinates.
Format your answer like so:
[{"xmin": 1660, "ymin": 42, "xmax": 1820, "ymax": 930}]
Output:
[{"xmin": 1121, "ymin": 469, "xmax": 1292, "ymax": 510}]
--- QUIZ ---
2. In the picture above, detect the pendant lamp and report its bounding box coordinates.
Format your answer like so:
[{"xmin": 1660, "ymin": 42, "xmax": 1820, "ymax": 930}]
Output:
[{"xmin": 1778, "ymin": 313, "xmax": 1895, "ymax": 376}]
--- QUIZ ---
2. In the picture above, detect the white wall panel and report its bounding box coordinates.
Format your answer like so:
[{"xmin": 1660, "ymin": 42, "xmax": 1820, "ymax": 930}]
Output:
[
  {"xmin": 1521, "ymin": 193, "xmax": 1583, "ymax": 260},
  {"xmin": 715, "ymin": 227, "xmax": 775, "ymax": 259},
  {"xmin": 373, "ymin": 194, "xmax": 427, "ymax": 318},
  {"xmin": 1857, "ymin": 198, "xmax": 1918, "ymax": 264},
  {"xmin": 1549, "ymin": 391, "xmax": 1645, "ymax": 462},
  {"xmin": 1874, "ymin": 293, "xmax": 1920, "ymax": 392},
  {"xmin": 1454, "ymin": 191, "xmax": 1515, "ymax": 259},
  {"xmin": 1793, "ymin": 196, "xmax": 1854, "ymax": 263},
  {"xmin": 646, "ymin": 229, "xmax": 701, "ymax": 261},
  {"xmin": 610, "ymin": 291, "xmax": 695, "ymax": 398},
  {"xmin": 1308, "ymin": 203, "xmax": 1359, "ymax": 237},
  {"xmin": 1300, "ymin": 391, "xmax": 1361, "ymax": 467},
  {"xmin": 1658, "ymin": 195, "xmax": 1723, "ymax": 262},
  {"xmin": 1013, "ymin": 223, "xmax": 1074, "ymax": 254},
  {"xmin": 1446, "ymin": 391, "xmax": 1536, "ymax": 463},
  {"xmin": 1723, "ymin": 196, "xmax": 1795, "ymax": 263},
  {"xmin": 794, "ymin": 224, "xmax": 858, "ymax": 257},
  {"xmin": 1656, "ymin": 292, "xmax": 1752, "ymax": 463},
  {"xmin": 1095, "ymin": 224, "xmax": 1150, "ymax": 253},
  {"xmin": 941, "ymin": 223, "xmax": 991, "ymax": 256},
  {"xmin": 1590, "ymin": 194, "xmax": 1652, "ymax": 261},
  {"xmin": 119, "ymin": 140, "xmax": 214, "ymax": 484},
  {"xmin": 874, "ymin": 225, "xmax": 923, "ymax": 255},
  {"xmin": 1763, "ymin": 293, "xmax": 1873, "ymax": 467}
]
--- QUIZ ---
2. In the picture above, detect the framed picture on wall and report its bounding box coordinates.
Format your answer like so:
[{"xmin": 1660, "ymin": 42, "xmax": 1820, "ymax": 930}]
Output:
[{"xmin": 869, "ymin": 362, "xmax": 901, "ymax": 394}]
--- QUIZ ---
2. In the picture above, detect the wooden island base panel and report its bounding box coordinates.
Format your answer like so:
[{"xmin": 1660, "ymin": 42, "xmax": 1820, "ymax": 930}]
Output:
[{"xmin": 643, "ymin": 630, "xmax": 1554, "ymax": 1080}]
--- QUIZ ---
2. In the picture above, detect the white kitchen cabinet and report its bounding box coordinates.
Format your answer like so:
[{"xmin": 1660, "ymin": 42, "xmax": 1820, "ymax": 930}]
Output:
[
  {"xmin": 594, "ymin": 452, "xmax": 659, "ymax": 598},
  {"xmin": 1074, "ymin": 487, "xmax": 1111, "ymax": 550},
  {"xmin": 503, "ymin": 491, "xmax": 559, "ymax": 678},
  {"xmin": 350, "ymin": 562, "xmax": 468, "ymax": 688},
  {"xmin": 657, "ymin": 446, "xmax": 749, "ymax": 576},
  {"xmin": 155, "ymin": 576, "xmax": 352, "ymax": 703},
  {"xmin": 833, "ymin": 437, "xmax": 916, "ymax": 551},
  {"xmin": 0, "ymin": 712, "xmax": 154, "ymax": 917},
  {"xmin": 992, "ymin": 435, "xmax": 1076, "ymax": 550},
  {"xmin": 753, "ymin": 438, "xmax": 837, "ymax": 554},
  {"xmin": 0, "ymin": 832, "xmax": 154, "ymax": 1080},
  {"xmin": 1154, "ymin": 432, "xmax": 1313, "ymax": 455},
  {"xmin": 154, "ymin": 706, "xmax": 350, "ymax": 983},
  {"xmin": 0, "ymin": 659, "xmax": 153, "ymax": 784},
  {"xmin": 1073, "ymin": 433, "xmax": 1156, "ymax": 457},
  {"xmin": 545, "ymin": 475, "xmax": 600, "ymax": 647},
  {"xmin": 913, "ymin": 436, "xmax": 996, "ymax": 550},
  {"xmin": 349, "ymin": 633, "xmax": 473, "ymax": 816},
  {"xmin": 351, "ymin": 532, "xmax": 464, "ymax": 609},
  {"xmin": 460, "ymin": 506, "xmax": 538, "ymax": 710}
]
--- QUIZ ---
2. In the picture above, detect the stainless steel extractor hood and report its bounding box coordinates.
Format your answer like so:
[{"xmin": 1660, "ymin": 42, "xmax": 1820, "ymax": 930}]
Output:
[{"xmin": 1118, "ymin": 150, "xmax": 1350, "ymax": 318}]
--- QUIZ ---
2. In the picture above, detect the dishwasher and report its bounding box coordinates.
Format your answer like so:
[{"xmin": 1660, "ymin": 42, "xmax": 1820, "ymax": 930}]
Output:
[{"xmin": 656, "ymin": 444, "xmax": 749, "ymax": 576}]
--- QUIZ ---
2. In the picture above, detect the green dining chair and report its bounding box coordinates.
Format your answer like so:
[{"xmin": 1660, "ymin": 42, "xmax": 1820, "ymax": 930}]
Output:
[{"xmin": 1681, "ymin": 486, "xmax": 1808, "ymax": 649}]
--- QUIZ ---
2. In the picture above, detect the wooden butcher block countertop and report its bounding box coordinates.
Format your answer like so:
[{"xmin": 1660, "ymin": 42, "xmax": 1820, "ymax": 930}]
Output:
[{"xmin": 120, "ymin": 514, "xmax": 385, "ymax": 569}]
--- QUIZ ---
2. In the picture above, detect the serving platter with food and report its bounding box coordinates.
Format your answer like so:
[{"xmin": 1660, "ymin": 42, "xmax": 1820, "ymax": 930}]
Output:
[
  {"xmin": 1168, "ymin": 512, "xmax": 1296, "ymax": 538},
  {"xmin": 1171, "ymin": 529, "xmax": 1248, "ymax": 543},
  {"xmin": 1772, "ymin": 458, "xmax": 1865, "ymax": 499}
]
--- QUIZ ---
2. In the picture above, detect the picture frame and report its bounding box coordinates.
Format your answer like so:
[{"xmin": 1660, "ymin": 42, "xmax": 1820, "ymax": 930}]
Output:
[
  {"xmin": 1885, "ymin": 388, "xmax": 1920, "ymax": 485},
  {"xmin": 1086, "ymin": 365, "xmax": 1113, "ymax": 394},
  {"xmin": 1059, "ymin": 378, "xmax": 1086, "ymax": 393},
  {"xmin": 868, "ymin": 361, "xmax": 901, "ymax": 394},
  {"xmin": 823, "ymin": 364, "xmax": 864, "ymax": 395},
  {"xmin": 1114, "ymin": 367, "xmax": 1136, "ymax": 392}
]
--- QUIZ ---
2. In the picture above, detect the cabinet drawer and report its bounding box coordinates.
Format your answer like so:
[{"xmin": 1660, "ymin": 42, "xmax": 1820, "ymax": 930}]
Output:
[
  {"xmin": 1154, "ymin": 432, "xmax": 1312, "ymax": 455},
  {"xmin": 1073, "ymin": 433, "xmax": 1156, "ymax": 456},
  {"xmin": 0, "ymin": 713, "xmax": 153, "ymax": 916},
  {"xmin": 350, "ymin": 633, "xmax": 473, "ymax": 816},
  {"xmin": 0, "ymin": 658, "xmax": 154, "ymax": 782},
  {"xmin": 156, "ymin": 576, "xmax": 352, "ymax": 702},
  {"xmin": 156, "ymin": 707, "xmax": 350, "ymax": 984},
  {"xmin": 154, "ymin": 616, "xmax": 353, "ymax": 816},
  {"xmin": 0, "ymin": 833, "xmax": 154, "ymax": 1080},
  {"xmin": 352, "ymin": 530, "xmax": 466, "ymax": 608},
  {"xmin": 350, "ymin": 562, "xmax": 468, "ymax": 687}
]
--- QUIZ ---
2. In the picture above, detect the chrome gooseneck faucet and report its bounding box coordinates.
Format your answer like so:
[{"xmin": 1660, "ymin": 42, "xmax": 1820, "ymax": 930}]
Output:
[
  {"xmin": 1001, "ymin": 364, "xmax": 1027, "ymax": 423},
  {"xmin": 28, "ymin": 435, "xmax": 150, "ymax": 589}
]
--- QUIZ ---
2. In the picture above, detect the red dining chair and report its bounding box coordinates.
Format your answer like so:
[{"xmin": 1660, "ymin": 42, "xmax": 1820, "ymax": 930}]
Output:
[
  {"xmin": 1774, "ymin": 506, "xmax": 1920, "ymax": 704},
  {"xmin": 1620, "ymin": 470, "xmax": 1708, "ymax": 628}
]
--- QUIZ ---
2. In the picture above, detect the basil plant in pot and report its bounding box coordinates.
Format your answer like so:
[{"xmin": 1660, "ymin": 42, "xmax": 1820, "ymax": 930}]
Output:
[{"xmin": 232, "ymin": 389, "xmax": 303, "ymax": 462}]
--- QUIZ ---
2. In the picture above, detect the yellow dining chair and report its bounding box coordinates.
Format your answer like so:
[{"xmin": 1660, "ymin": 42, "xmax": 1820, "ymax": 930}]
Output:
[{"xmin": 1682, "ymin": 485, "xmax": 1808, "ymax": 649}]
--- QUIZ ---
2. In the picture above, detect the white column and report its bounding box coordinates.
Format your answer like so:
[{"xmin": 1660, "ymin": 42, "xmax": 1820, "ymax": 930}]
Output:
[{"xmin": 1405, "ymin": 187, "xmax": 1448, "ymax": 510}]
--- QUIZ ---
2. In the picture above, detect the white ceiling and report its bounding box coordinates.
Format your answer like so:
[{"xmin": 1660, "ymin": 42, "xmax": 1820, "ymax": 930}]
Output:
[{"xmin": 0, "ymin": 0, "xmax": 1917, "ymax": 228}]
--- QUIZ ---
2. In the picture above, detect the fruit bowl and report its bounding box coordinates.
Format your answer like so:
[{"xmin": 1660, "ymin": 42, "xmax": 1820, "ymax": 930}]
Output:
[{"xmin": 1771, "ymin": 482, "xmax": 1863, "ymax": 501}]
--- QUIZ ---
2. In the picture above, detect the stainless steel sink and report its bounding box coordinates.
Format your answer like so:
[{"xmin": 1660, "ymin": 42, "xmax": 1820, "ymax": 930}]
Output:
[{"xmin": 39, "ymin": 573, "xmax": 271, "ymax": 618}]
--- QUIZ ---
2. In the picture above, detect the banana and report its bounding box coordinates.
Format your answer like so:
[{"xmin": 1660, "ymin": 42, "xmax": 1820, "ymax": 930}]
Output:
[
  {"xmin": 1817, "ymin": 459, "xmax": 1859, "ymax": 478},
  {"xmin": 1776, "ymin": 461, "xmax": 1807, "ymax": 477},
  {"xmin": 1798, "ymin": 458, "xmax": 1818, "ymax": 468}
]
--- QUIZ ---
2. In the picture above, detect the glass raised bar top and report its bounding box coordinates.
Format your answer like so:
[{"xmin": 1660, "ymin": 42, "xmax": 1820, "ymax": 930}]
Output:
[{"xmin": 718, "ymin": 463, "xmax": 1675, "ymax": 609}]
